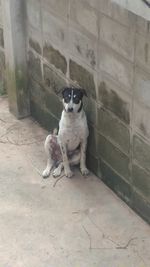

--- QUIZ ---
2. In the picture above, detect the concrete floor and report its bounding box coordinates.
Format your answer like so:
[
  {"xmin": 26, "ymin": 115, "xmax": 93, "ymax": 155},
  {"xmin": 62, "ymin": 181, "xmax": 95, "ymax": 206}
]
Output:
[{"xmin": 0, "ymin": 96, "xmax": 149, "ymax": 267}]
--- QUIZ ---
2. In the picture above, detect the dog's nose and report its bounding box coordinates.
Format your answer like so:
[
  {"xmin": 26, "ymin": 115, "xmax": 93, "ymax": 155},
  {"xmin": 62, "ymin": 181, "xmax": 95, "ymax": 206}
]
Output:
[{"xmin": 68, "ymin": 107, "xmax": 73, "ymax": 112}]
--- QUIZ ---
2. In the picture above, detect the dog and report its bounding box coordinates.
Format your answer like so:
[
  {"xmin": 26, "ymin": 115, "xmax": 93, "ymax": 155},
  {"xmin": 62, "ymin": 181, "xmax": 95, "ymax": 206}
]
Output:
[{"xmin": 42, "ymin": 87, "xmax": 89, "ymax": 179}]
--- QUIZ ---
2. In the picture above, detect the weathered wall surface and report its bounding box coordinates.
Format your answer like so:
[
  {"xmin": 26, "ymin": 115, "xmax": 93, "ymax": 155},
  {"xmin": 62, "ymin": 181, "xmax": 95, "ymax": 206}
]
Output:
[
  {"xmin": 0, "ymin": 0, "xmax": 5, "ymax": 95},
  {"xmin": 112, "ymin": 0, "xmax": 150, "ymax": 21},
  {"xmin": 27, "ymin": 0, "xmax": 150, "ymax": 222}
]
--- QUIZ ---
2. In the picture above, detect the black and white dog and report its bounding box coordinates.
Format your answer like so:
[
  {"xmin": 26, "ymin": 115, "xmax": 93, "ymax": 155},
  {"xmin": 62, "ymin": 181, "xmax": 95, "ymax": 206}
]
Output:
[{"xmin": 42, "ymin": 87, "xmax": 89, "ymax": 178}]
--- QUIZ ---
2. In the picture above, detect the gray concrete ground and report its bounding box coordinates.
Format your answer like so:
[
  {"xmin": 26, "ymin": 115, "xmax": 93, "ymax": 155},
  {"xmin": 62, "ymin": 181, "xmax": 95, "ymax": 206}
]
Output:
[{"xmin": 0, "ymin": 96, "xmax": 149, "ymax": 267}]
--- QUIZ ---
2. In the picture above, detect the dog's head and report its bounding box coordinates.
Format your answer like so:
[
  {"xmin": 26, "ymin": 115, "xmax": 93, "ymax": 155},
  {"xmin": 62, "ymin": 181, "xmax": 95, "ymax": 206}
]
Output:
[{"xmin": 62, "ymin": 87, "xmax": 87, "ymax": 113}]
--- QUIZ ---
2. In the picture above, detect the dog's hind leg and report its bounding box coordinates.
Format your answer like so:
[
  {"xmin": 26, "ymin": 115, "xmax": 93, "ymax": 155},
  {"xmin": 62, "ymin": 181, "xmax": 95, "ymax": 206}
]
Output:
[{"xmin": 42, "ymin": 135, "xmax": 54, "ymax": 178}]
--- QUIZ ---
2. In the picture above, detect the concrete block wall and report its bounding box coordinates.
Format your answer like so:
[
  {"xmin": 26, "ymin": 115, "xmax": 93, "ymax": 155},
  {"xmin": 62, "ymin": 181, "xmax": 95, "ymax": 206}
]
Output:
[
  {"xmin": 26, "ymin": 0, "xmax": 150, "ymax": 223},
  {"xmin": 0, "ymin": 0, "xmax": 6, "ymax": 95}
]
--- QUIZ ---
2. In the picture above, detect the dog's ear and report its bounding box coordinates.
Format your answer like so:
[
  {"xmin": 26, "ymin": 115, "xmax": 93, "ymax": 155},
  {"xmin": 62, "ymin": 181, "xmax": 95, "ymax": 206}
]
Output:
[
  {"xmin": 62, "ymin": 87, "xmax": 67, "ymax": 96},
  {"xmin": 58, "ymin": 87, "xmax": 68, "ymax": 97}
]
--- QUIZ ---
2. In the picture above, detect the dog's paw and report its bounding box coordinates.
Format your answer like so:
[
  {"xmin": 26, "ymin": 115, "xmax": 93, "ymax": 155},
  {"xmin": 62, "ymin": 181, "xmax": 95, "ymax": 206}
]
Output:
[
  {"xmin": 65, "ymin": 169, "xmax": 73, "ymax": 178},
  {"xmin": 53, "ymin": 167, "xmax": 61, "ymax": 178},
  {"xmin": 81, "ymin": 167, "xmax": 89, "ymax": 176},
  {"xmin": 42, "ymin": 168, "xmax": 50, "ymax": 178}
]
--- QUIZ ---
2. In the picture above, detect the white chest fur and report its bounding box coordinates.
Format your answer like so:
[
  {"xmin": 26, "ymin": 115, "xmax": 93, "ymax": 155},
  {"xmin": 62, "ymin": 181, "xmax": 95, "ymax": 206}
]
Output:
[{"xmin": 58, "ymin": 110, "xmax": 89, "ymax": 151}]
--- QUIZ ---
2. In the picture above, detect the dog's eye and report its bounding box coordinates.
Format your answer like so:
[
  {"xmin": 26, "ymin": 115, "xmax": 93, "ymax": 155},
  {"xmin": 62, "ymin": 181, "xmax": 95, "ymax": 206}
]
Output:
[
  {"xmin": 73, "ymin": 97, "xmax": 80, "ymax": 104},
  {"xmin": 64, "ymin": 96, "xmax": 71, "ymax": 103}
]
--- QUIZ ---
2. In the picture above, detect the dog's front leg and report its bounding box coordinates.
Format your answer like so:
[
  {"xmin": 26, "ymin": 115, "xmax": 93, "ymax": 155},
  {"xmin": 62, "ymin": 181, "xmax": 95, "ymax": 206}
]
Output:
[
  {"xmin": 80, "ymin": 140, "xmax": 89, "ymax": 176},
  {"xmin": 59, "ymin": 142, "xmax": 73, "ymax": 178}
]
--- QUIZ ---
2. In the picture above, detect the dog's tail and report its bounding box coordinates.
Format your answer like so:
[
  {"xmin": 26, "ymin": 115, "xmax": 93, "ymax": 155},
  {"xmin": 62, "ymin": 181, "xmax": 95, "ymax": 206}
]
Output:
[{"xmin": 53, "ymin": 128, "xmax": 58, "ymax": 135}]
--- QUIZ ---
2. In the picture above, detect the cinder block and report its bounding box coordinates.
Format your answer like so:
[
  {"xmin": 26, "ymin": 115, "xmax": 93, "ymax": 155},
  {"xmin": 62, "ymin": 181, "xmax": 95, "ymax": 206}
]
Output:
[
  {"xmin": 41, "ymin": 0, "xmax": 69, "ymax": 21},
  {"xmin": 133, "ymin": 134, "xmax": 150, "ymax": 173},
  {"xmin": 0, "ymin": 5, "xmax": 2, "ymax": 26},
  {"xmin": 84, "ymin": 97, "xmax": 97, "ymax": 125},
  {"xmin": 45, "ymin": 91, "xmax": 63, "ymax": 119},
  {"xmin": 98, "ymin": 133, "xmax": 130, "ymax": 181},
  {"xmin": 42, "ymin": 11, "xmax": 68, "ymax": 50},
  {"xmin": 99, "ymin": 0, "xmax": 137, "ymax": 28},
  {"xmin": 29, "ymin": 38, "xmax": 41, "ymax": 55},
  {"xmin": 132, "ymin": 190, "xmax": 150, "ymax": 224},
  {"xmin": 135, "ymin": 33, "xmax": 150, "ymax": 73},
  {"xmin": 43, "ymin": 64, "xmax": 66, "ymax": 95},
  {"xmin": 29, "ymin": 78, "xmax": 45, "ymax": 105},
  {"xmin": 30, "ymin": 99, "xmax": 59, "ymax": 132},
  {"xmin": 69, "ymin": 28, "xmax": 97, "ymax": 69},
  {"xmin": 99, "ymin": 0, "xmax": 111, "ymax": 16},
  {"xmin": 132, "ymin": 163, "xmax": 150, "ymax": 201},
  {"xmin": 28, "ymin": 50, "xmax": 42, "ymax": 83},
  {"xmin": 28, "ymin": 25, "xmax": 42, "ymax": 55},
  {"xmin": 134, "ymin": 67, "xmax": 150, "ymax": 108},
  {"xmin": 136, "ymin": 16, "xmax": 150, "ymax": 36},
  {"xmin": 100, "ymin": 159, "xmax": 132, "ymax": 204},
  {"xmin": 87, "ymin": 153, "xmax": 99, "ymax": 177},
  {"xmin": 99, "ymin": 44, "xmax": 134, "ymax": 91},
  {"xmin": 70, "ymin": 0, "xmax": 98, "ymax": 37},
  {"xmin": 83, "ymin": 0, "xmax": 99, "ymax": 9},
  {"xmin": 29, "ymin": 78, "xmax": 63, "ymax": 120},
  {"xmin": 27, "ymin": 0, "xmax": 41, "ymax": 30},
  {"xmin": 97, "ymin": 107, "xmax": 130, "ymax": 154},
  {"xmin": 43, "ymin": 44, "xmax": 67, "ymax": 75},
  {"xmin": 87, "ymin": 124, "xmax": 98, "ymax": 157},
  {"xmin": 100, "ymin": 15, "xmax": 135, "ymax": 61},
  {"xmin": 69, "ymin": 59, "xmax": 96, "ymax": 99},
  {"xmin": 0, "ymin": 27, "xmax": 4, "ymax": 47},
  {"xmin": 0, "ymin": 49, "xmax": 5, "ymax": 72},
  {"xmin": 98, "ymin": 75, "xmax": 131, "ymax": 124},
  {"xmin": 133, "ymin": 102, "xmax": 150, "ymax": 140}
]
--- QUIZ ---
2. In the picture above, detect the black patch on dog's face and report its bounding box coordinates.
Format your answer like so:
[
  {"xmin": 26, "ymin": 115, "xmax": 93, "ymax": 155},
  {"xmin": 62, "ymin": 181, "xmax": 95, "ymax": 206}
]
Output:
[
  {"xmin": 62, "ymin": 87, "xmax": 87, "ymax": 113},
  {"xmin": 62, "ymin": 88, "xmax": 72, "ymax": 104}
]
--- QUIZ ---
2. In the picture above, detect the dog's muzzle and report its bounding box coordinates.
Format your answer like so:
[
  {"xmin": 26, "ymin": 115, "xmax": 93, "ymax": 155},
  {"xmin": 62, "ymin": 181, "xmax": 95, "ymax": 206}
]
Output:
[{"xmin": 68, "ymin": 107, "xmax": 73, "ymax": 112}]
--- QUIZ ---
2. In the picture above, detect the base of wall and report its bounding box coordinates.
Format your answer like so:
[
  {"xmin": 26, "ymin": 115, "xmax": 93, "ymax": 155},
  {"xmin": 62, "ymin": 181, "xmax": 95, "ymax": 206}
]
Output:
[{"xmin": 100, "ymin": 159, "xmax": 150, "ymax": 224}]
